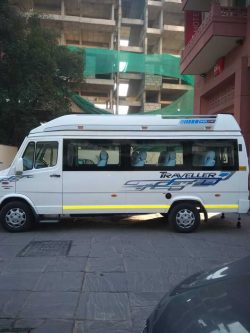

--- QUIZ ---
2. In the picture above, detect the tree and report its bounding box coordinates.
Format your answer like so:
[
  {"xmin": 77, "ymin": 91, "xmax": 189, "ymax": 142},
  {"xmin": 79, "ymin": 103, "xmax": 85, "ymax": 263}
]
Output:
[{"xmin": 0, "ymin": 1, "xmax": 83, "ymax": 146}]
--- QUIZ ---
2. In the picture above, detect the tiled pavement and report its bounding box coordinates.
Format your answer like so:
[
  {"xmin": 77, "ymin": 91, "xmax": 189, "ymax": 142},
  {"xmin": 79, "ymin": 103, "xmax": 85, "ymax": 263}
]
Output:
[{"xmin": 0, "ymin": 213, "xmax": 250, "ymax": 332}]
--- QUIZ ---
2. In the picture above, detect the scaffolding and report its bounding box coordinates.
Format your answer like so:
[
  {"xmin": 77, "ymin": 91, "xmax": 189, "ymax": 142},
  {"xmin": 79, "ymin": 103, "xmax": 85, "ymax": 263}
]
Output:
[
  {"xmin": 11, "ymin": 0, "xmax": 193, "ymax": 115},
  {"xmin": 69, "ymin": 46, "xmax": 194, "ymax": 115}
]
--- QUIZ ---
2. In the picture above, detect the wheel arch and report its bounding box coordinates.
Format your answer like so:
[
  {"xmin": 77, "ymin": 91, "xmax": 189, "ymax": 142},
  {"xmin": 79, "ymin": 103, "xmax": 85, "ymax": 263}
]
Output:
[
  {"xmin": 0, "ymin": 195, "xmax": 38, "ymax": 218},
  {"xmin": 169, "ymin": 197, "xmax": 207, "ymax": 216}
]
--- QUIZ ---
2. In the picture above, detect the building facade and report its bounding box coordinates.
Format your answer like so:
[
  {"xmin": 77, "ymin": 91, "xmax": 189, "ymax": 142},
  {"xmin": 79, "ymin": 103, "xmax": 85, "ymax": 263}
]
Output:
[
  {"xmin": 181, "ymin": 0, "xmax": 250, "ymax": 155},
  {"xmin": 12, "ymin": 0, "xmax": 190, "ymax": 114}
]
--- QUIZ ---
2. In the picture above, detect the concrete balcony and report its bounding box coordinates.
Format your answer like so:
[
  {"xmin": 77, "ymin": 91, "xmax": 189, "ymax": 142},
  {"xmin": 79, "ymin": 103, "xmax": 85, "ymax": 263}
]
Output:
[
  {"xmin": 163, "ymin": 24, "xmax": 184, "ymax": 33},
  {"xmin": 40, "ymin": 13, "xmax": 116, "ymax": 31},
  {"xmin": 146, "ymin": 27, "xmax": 161, "ymax": 36},
  {"xmin": 83, "ymin": 78, "xmax": 114, "ymax": 86},
  {"xmin": 162, "ymin": 83, "xmax": 191, "ymax": 91},
  {"xmin": 163, "ymin": 25, "xmax": 184, "ymax": 52},
  {"xmin": 181, "ymin": 4, "xmax": 247, "ymax": 75},
  {"xmin": 121, "ymin": 18, "xmax": 144, "ymax": 26},
  {"xmin": 163, "ymin": 0, "xmax": 182, "ymax": 13},
  {"xmin": 81, "ymin": 78, "xmax": 114, "ymax": 94},
  {"xmin": 120, "ymin": 46, "xmax": 144, "ymax": 53},
  {"xmin": 119, "ymin": 98, "xmax": 142, "ymax": 107},
  {"xmin": 148, "ymin": 1, "xmax": 162, "ymax": 8},
  {"xmin": 119, "ymin": 73, "xmax": 143, "ymax": 81}
]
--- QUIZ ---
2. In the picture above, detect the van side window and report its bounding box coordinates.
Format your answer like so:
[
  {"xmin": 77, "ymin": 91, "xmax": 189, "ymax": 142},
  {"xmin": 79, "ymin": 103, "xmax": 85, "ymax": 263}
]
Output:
[
  {"xmin": 192, "ymin": 140, "xmax": 238, "ymax": 170},
  {"xmin": 62, "ymin": 139, "xmax": 238, "ymax": 171},
  {"xmin": 35, "ymin": 142, "xmax": 58, "ymax": 169},
  {"xmin": 63, "ymin": 139, "xmax": 120, "ymax": 171},
  {"xmin": 130, "ymin": 141, "xmax": 184, "ymax": 169},
  {"xmin": 22, "ymin": 142, "xmax": 35, "ymax": 171}
]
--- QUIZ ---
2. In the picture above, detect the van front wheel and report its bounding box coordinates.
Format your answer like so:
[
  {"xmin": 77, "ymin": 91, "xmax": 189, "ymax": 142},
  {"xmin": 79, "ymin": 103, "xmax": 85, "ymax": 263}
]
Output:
[
  {"xmin": 0, "ymin": 201, "xmax": 34, "ymax": 232},
  {"xmin": 169, "ymin": 203, "xmax": 200, "ymax": 233}
]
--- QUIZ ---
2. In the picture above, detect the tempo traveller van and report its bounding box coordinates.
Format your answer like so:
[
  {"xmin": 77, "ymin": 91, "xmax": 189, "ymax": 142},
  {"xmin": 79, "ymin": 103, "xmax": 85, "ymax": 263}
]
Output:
[{"xmin": 0, "ymin": 114, "xmax": 249, "ymax": 232}]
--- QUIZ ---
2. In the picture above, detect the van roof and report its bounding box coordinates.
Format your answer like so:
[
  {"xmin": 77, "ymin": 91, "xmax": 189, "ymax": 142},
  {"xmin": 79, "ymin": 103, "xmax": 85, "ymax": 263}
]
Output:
[{"xmin": 30, "ymin": 114, "xmax": 241, "ymax": 134}]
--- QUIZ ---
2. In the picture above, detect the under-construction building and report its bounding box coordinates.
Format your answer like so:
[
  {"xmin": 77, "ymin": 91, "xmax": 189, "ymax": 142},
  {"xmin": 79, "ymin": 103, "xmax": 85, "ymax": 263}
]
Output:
[{"xmin": 12, "ymin": 0, "xmax": 192, "ymax": 114}]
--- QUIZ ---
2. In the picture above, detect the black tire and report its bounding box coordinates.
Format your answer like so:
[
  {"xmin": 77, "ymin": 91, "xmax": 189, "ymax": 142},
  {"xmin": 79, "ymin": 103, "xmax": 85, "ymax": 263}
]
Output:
[
  {"xmin": 168, "ymin": 203, "xmax": 200, "ymax": 233},
  {"xmin": 160, "ymin": 213, "xmax": 169, "ymax": 223},
  {"xmin": 0, "ymin": 201, "xmax": 34, "ymax": 232}
]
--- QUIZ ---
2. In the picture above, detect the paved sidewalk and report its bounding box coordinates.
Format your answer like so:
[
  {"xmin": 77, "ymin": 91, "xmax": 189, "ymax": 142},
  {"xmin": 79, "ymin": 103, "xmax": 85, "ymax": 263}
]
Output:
[{"xmin": 0, "ymin": 213, "xmax": 250, "ymax": 332}]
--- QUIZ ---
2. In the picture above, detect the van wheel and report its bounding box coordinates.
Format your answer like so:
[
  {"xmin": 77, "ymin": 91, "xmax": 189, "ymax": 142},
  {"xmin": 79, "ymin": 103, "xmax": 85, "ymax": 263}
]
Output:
[
  {"xmin": 169, "ymin": 203, "xmax": 200, "ymax": 233},
  {"xmin": 0, "ymin": 201, "xmax": 34, "ymax": 232}
]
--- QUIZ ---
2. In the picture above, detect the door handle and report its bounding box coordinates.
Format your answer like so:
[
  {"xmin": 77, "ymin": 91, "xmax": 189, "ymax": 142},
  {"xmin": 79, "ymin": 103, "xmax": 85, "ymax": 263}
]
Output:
[{"xmin": 50, "ymin": 174, "xmax": 61, "ymax": 178}]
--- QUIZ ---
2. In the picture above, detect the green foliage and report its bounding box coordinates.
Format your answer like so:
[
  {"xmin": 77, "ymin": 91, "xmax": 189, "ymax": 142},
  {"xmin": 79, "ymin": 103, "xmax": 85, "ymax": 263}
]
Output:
[{"xmin": 0, "ymin": 2, "xmax": 83, "ymax": 146}]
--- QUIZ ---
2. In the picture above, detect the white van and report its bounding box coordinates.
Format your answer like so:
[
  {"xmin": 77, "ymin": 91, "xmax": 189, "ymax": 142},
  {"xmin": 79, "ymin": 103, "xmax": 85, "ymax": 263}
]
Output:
[{"xmin": 0, "ymin": 114, "xmax": 249, "ymax": 232}]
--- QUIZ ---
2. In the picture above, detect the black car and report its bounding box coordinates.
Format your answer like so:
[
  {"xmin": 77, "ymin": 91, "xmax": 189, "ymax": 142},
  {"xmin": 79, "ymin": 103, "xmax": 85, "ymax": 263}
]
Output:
[{"xmin": 143, "ymin": 256, "xmax": 250, "ymax": 333}]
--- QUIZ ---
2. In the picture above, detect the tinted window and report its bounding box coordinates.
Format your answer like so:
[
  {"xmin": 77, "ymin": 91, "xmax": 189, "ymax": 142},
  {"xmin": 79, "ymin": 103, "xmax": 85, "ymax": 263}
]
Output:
[
  {"xmin": 63, "ymin": 139, "xmax": 238, "ymax": 171},
  {"xmin": 129, "ymin": 141, "xmax": 184, "ymax": 169},
  {"xmin": 191, "ymin": 140, "xmax": 238, "ymax": 170},
  {"xmin": 63, "ymin": 139, "xmax": 120, "ymax": 171},
  {"xmin": 22, "ymin": 141, "xmax": 58, "ymax": 170},
  {"xmin": 22, "ymin": 142, "xmax": 35, "ymax": 171},
  {"xmin": 35, "ymin": 142, "xmax": 58, "ymax": 169}
]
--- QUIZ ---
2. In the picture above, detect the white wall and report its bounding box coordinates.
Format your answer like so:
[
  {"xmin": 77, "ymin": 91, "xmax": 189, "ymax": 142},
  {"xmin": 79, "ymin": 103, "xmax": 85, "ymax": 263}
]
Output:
[{"xmin": 0, "ymin": 145, "xmax": 17, "ymax": 171}]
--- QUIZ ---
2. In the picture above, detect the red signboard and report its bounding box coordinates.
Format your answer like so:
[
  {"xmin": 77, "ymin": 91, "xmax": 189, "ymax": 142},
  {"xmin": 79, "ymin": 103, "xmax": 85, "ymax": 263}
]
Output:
[
  {"xmin": 214, "ymin": 57, "xmax": 225, "ymax": 77},
  {"xmin": 185, "ymin": 11, "xmax": 202, "ymax": 45}
]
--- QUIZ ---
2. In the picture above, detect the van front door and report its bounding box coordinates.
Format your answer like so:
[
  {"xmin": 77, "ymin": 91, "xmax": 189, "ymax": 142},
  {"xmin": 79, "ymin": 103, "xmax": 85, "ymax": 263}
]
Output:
[{"xmin": 15, "ymin": 139, "xmax": 62, "ymax": 215}]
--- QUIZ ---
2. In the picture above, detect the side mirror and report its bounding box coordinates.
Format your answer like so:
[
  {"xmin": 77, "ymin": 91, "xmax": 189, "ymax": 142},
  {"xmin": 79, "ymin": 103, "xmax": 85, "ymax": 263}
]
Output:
[{"xmin": 15, "ymin": 157, "xmax": 24, "ymax": 175}]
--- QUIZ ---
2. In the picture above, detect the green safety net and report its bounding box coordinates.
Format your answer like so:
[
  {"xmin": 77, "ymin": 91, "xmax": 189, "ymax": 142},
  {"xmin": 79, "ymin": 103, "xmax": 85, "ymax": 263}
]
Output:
[
  {"xmin": 68, "ymin": 46, "xmax": 194, "ymax": 86},
  {"xmin": 71, "ymin": 90, "xmax": 194, "ymax": 116},
  {"xmin": 68, "ymin": 46, "xmax": 194, "ymax": 115},
  {"xmin": 142, "ymin": 90, "xmax": 194, "ymax": 115}
]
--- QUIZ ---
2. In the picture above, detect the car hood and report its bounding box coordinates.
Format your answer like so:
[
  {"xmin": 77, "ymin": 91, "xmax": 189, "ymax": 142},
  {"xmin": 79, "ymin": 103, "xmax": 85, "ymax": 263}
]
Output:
[
  {"xmin": 171, "ymin": 255, "xmax": 250, "ymax": 296},
  {"xmin": 146, "ymin": 256, "xmax": 250, "ymax": 333}
]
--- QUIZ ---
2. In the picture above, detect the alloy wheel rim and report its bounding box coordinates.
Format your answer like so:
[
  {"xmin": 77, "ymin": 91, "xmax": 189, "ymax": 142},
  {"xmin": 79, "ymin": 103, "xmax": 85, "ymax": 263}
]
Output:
[
  {"xmin": 5, "ymin": 208, "xmax": 26, "ymax": 228},
  {"xmin": 176, "ymin": 209, "xmax": 195, "ymax": 229}
]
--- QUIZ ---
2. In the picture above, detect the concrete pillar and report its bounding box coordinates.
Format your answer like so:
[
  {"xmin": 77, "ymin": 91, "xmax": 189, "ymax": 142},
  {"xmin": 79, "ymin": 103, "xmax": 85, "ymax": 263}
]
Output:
[
  {"xmin": 110, "ymin": 32, "xmax": 114, "ymax": 49},
  {"xmin": 234, "ymin": 56, "xmax": 250, "ymax": 155},
  {"xmin": 79, "ymin": 29, "xmax": 82, "ymax": 46},
  {"xmin": 80, "ymin": 0, "xmax": 82, "ymax": 17},
  {"xmin": 194, "ymin": 77, "xmax": 202, "ymax": 114},
  {"xmin": 110, "ymin": 90, "xmax": 114, "ymax": 111},
  {"xmin": 158, "ymin": 7, "xmax": 163, "ymax": 54},
  {"xmin": 144, "ymin": 0, "xmax": 148, "ymax": 54},
  {"xmin": 61, "ymin": 0, "xmax": 65, "ymax": 15},
  {"xmin": 142, "ymin": 0, "xmax": 148, "ymax": 110},
  {"xmin": 61, "ymin": 27, "xmax": 65, "ymax": 45},
  {"xmin": 115, "ymin": 0, "xmax": 122, "ymax": 114},
  {"xmin": 111, "ymin": 3, "xmax": 115, "ymax": 20}
]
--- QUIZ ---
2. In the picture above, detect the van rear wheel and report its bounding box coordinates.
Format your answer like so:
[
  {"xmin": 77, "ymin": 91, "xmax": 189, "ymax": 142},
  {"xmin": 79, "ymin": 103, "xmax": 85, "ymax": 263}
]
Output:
[
  {"xmin": 169, "ymin": 203, "xmax": 200, "ymax": 233},
  {"xmin": 0, "ymin": 201, "xmax": 34, "ymax": 232}
]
